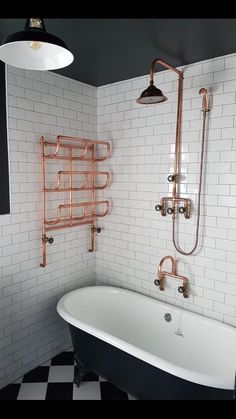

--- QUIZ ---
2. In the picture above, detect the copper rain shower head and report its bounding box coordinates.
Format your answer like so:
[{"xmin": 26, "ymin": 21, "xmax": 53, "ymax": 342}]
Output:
[
  {"xmin": 136, "ymin": 58, "xmax": 183, "ymax": 105},
  {"xmin": 136, "ymin": 81, "xmax": 168, "ymax": 104}
]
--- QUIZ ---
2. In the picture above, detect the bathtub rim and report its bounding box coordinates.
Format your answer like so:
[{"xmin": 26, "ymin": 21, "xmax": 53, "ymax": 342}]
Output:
[{"xmin": 57, "ymin": 285, "xmax": 236, "ymax": 391}]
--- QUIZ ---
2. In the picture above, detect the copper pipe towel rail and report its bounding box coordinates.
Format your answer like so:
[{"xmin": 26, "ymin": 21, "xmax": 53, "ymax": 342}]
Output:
[
  {"xmin": 42, "ymin": 135, "xmax": 110, "ymax": 161},
  {"xmin": 44, "ymin": 200, "xmax": 110, "ymax": 226},
  {"xmin": 43, "ymin": 170, "xmax": 110, "ymax": 192},
  {"xmin": 40, "ymin": 135, "xmax": 110, "ymax": 267}
]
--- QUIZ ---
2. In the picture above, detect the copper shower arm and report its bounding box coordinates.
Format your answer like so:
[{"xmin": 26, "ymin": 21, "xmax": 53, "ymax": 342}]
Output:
[{"xmin": 150, "ymin": 58, "xmax": 183, "ymax": 83}]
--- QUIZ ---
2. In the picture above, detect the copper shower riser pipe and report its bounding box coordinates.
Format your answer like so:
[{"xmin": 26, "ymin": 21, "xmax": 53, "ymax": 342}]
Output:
[{"xmin": 149, "ymin": 59, "xmax": 183, "ymax": 201}]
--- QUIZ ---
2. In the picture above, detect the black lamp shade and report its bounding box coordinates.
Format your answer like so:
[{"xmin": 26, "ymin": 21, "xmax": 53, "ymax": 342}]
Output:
[{"xmin": 0, "ymin": 18, "xmax": 74, "ymax": 71}]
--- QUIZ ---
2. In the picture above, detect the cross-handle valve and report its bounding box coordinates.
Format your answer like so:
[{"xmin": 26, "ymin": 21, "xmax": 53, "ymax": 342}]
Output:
[
  {"xmin": 179, "ymin": 206, "xmax": 186, "ymax": 214},
  {"xmin": 178, "ymin": 285, "xmax": 188, "ymax": 298},
  {"xmin": 91, "ymin": 226, "xmax": 101, "ymax": 233},
  {"xmin": 42, "ymin": 234, "xmax": 54, "ymax": 244},
  {"xmin": 154, "ymin": 278, "xmax": 164, "ymax": 291},
  {"xmin": 154, "ymin": 279, "xmax": 161, "ymax": 286},
  {"xmin": 167, "ymin": 174, "xmax": 177, "ymax": 183}
]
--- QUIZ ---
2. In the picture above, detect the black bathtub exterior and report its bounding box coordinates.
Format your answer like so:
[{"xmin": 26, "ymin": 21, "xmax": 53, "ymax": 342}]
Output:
[{"xmin": 69, "ymin": 325, "xmax": 234, "ymax": 400}]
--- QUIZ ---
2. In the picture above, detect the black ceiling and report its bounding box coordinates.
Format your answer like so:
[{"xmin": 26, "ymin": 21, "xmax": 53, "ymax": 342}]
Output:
[{"xmin": 0, "ymin": 19, "xmax": 236, "ymax": 86}]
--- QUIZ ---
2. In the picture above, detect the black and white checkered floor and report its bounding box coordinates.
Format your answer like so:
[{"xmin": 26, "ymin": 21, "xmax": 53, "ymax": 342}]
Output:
[{"xmin": 0, "ymin": 348, "xmax": 136, "ymax": 400}]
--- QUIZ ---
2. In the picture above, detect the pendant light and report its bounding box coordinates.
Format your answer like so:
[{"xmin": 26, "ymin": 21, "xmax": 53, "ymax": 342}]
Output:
[{"xmin": 0, "ymin": 18, "xmax": 74, "ymax": 71}]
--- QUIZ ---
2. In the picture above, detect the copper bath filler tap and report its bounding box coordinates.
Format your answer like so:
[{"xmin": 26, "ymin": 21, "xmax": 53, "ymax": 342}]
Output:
[{"xmin": 154, "ymin": 255, "xmax": 188, "ymax": 298}]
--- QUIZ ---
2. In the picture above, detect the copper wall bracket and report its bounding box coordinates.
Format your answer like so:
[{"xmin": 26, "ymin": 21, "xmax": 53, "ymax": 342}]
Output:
[
  {"xmin": 40, "ymin": 135, "xmax": 110, "ymax": 267},
  {"xmin": 154, "ymin": 255, "xmax": 188, "ymax": 298}
]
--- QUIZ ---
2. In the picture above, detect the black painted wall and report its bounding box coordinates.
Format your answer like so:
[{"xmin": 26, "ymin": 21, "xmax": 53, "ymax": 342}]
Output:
[{"xmin": 0, "ymin": 62, "xmax": 10, "ymax": 214}]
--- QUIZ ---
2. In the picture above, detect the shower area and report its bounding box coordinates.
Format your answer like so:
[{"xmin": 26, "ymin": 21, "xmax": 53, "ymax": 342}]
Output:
[{"xmin": 96, "ymin": 55, "xmax": 232, "ymax": 321}]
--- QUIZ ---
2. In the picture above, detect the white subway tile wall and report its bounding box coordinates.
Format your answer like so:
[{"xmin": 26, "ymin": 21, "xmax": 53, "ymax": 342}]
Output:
[
  {"xmin": 0, "ymin": 66, "xmax": 97, "ymax": 388},
  {"xmin": 1, "ymin": 53, "xmax": 236, "ymax": 390},
  {"xmin": 96, "ymin": 54, "xmax": 236, "ymax": 329}
]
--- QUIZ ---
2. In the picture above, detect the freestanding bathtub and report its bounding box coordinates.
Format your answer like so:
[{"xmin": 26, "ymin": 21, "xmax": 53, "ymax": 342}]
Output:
[{"xmin": 57, "ymin": 286, "xmax": 236, "ymax": 400}]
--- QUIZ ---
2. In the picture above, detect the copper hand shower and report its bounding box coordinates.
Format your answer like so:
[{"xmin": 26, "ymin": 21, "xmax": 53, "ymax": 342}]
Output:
[{"xmin": 172, "ymin": 88, "xmax": 209, "ymax": 255}]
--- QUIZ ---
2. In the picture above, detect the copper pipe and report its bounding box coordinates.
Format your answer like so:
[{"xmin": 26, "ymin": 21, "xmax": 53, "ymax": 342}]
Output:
[
  {"xmin": 157, "ymin": 255, "xmax": 188, "ymax": 297},
  {"xmin": 150, "ymin": 59, "xmax": 209, "ymax": 256},
  {"xmin": 45, "ymin": 219, "xmax": 93, "ymax": 232},
  {"xmin": 44, "ymin": 200, "xmax": 109, "ymax": 226},
  {"xmin": 43, "ymin": 136, "xmax": 87, "ymax": 159},
  {"xmin": 158, "ymin": 255, "xmax": 176, "ymax": 278},
  {"xmin": 43, "ymin": 170, "xmax": 110, "ymax": 192},
  {"xmin": 160, "ymin": 196, "xmax": 190, "ymax": 218},
  {"xmin": 149, "ymin": 59, "xmax": 183, "ymax": 203},
  {"xmin": 172, "ymin": 90, "xmax": 209, "ymax": 255},
  {"xmin": 89, "ymin": 145, "xmax": 95, "ymax": 252},
  {"xmin": 172, "ymin": 76, "xmax": 183, "ymax": 201},
  {"xmin": 40, "ymin": 135, "xmax": 110, "ymax": 266},
  {"xmin": 40, "ymin": 136, "xmax": 46, "ymax": 267},
  {"xmin": 43, "ymin": 136, "xmax": 110, "ymax": 161},
  {"xmin": 69, "ymin": 147, "xmax": 72, "ymax": 226},
  {"xmin": 150, "ymin": 58, "xmax": 183, "ymax": 82}
]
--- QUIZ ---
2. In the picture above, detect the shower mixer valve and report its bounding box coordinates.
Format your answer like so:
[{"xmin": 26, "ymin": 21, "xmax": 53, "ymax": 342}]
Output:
[{"xmin": 155, "ymin": 197, "xmax": 191, "ymax": 218}]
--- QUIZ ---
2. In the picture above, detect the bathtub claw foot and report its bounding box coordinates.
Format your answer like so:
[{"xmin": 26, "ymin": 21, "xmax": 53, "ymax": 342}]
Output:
[{"xmin": 74, "ymin": 355, "xmax": 88, "ymax": 387}]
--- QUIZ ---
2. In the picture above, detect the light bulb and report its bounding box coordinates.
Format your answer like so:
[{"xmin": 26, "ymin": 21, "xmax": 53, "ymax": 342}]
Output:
[{"xmin": 28, "ymin": 41, "xmax": 42, "ymax": 51}]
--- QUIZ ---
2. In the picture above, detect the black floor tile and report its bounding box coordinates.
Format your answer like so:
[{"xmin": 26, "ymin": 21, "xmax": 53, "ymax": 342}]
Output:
[
  {"xmin": 82, "ymin": 371, "xmax": 99, "ymax": 382},
  {"xmin": 22, "ymin": 366, "xmax": 50, "ymax": 383},
  {"xmin": 46, "ymin": 382, "xmax": 73, "ymax": 400},
  {"xmin": 51, "ymin": 351, "xmax": 75, "ymax": 366},
  {"xmin": 74, "ymin": 366, "xmax": 99, "ymax": 383},
  {"xmin": 0, "ymin": 384, "xmax": 21, "ymax": 400},
  {"xmin": 100, "ymin": 382, "xmax": 129, "ymax": 400}
]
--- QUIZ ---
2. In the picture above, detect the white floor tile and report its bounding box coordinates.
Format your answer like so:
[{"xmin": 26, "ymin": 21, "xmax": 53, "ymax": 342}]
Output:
[
  {"xmin": 17, "ymin": 383, "xmax": 47, "ymax": 400},
  {"xmin": 48, "ymin": 366, "xmax": 75, "ymax": 383},
  {"xmin": 73, "ymin": 382, "xmax": 101, "ymax": 400}
]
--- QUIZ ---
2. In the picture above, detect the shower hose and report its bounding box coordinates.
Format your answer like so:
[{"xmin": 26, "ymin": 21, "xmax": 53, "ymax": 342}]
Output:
[{"xmin": 172, "ymin": 110, "xmax": 208, "ymax": 256}]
